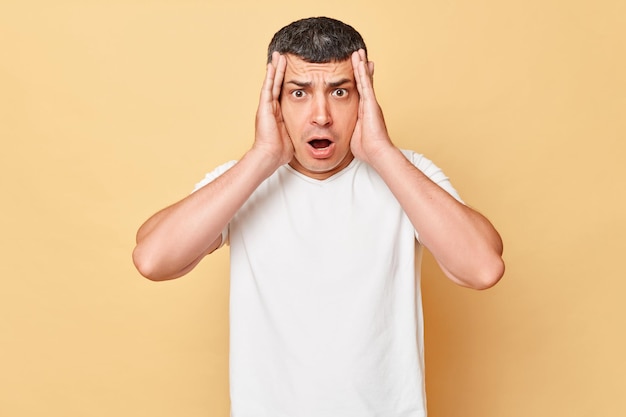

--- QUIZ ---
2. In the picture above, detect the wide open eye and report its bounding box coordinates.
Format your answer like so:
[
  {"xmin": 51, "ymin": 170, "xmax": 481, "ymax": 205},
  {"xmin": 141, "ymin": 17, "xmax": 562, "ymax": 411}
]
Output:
[
  {"xmin": 291, "ymin": 90, "xmax": 306, "ymax": 98},
  {"xmin": 332, "ymin": 88, "xmax": 348, "ymax": 98}
]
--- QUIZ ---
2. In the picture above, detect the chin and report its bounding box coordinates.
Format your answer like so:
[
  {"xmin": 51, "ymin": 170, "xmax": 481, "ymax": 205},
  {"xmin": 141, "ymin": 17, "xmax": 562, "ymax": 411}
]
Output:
[
  {"xmin": 306, "ymin": 155, "xmax": 346, "ymax": 170},
  {"xmin": 294, "ymin": 155, "xmax": 352, "ymax": 180}
]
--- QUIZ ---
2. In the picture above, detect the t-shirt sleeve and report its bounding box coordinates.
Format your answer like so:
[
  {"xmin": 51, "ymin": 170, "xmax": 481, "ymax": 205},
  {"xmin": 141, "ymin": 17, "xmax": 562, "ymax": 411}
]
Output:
[
  {"xmin": 401, "ymin": 150, "xmax": 464, "ymax": 242},
  {"xmin": 191, "ymin": 160, "xmax": 238, "ymax": 247},
  {"xmin": 402, "ymin": 149, "xmax": 464, "ymax": 204}
]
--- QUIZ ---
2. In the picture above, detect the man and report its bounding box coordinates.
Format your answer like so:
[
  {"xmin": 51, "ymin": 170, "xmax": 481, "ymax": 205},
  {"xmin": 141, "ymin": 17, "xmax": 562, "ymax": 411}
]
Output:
[{"xmin": 133, "ymin": 16, "xmax": 504, "ymax": 417}]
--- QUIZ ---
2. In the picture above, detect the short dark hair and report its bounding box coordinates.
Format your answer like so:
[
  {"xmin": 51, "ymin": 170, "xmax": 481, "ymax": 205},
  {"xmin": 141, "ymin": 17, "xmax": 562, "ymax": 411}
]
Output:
[{"xmin": 267, "ymin": 17, "xmax": 367, "ymax": 64}]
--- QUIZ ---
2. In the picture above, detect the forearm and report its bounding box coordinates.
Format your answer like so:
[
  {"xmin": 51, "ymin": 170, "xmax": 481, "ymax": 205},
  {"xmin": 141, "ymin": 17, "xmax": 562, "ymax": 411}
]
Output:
[
  {"xmin": 370, "ymin": 146, "xmax": 504, "ymax": 289},
  {"xmin": 132, "ymin": 149, "xmax": 279, "ymax": 280}
]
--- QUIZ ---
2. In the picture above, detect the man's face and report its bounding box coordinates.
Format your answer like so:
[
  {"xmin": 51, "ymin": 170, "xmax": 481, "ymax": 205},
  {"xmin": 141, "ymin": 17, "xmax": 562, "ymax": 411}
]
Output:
[{"xmin": 280, "ymin": 54, "xmax": 359, "ymax": 180}]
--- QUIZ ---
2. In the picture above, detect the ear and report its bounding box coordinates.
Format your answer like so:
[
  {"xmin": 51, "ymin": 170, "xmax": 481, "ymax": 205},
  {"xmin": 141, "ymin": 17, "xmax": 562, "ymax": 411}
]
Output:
[{"xmin": 368, "ymin": 61, "xmax": 375, "ymax": 77}]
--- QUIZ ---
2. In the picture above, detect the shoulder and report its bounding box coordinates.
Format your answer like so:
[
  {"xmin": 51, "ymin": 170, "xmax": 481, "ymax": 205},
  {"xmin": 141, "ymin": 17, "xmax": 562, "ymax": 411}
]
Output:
[
  {"xmin": 192, "ymin": 160, "xmax": 238, "ymax": 192},
  {"xmin": 399, "ymin": 149, "xmax": 464, "ymax": 203},
  {"xmin": 399, "ymin": 149, "xmax": 442, "ymax": 177}
]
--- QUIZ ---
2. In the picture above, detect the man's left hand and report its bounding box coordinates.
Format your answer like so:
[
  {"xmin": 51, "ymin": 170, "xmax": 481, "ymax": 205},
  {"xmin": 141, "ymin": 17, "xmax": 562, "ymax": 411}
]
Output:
[{"xmin": 350, "ymin": 49, "xmax": 395, "ymax": 165}]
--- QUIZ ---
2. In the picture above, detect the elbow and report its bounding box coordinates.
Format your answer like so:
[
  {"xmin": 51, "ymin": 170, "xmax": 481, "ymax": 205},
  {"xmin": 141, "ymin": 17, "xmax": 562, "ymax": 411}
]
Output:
[
  {"xmin": 132, "ymin": 245, "xmax": 169, "ymax": 281},
  {"xmin": 471, "ymin": 233, "xmax": 505, "ymax": 290},
  {"xmin": 471, "ymin": 255, "xmax": 505, "ymax": 290},
  {"xmin": 442, "ymin": 253, "xmax": 505, "ymax": 290}
]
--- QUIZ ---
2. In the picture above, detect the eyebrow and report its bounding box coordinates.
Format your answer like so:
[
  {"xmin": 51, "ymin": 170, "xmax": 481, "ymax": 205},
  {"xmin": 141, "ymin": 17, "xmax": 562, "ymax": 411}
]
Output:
[{"xmin": 284, "ymin": 78, "xmax": 353, "ymax": 88}]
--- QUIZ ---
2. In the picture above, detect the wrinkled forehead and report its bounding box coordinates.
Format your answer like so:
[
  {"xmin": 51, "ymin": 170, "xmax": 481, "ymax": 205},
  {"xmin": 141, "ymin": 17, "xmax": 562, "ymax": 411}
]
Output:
[{"xmin": 284, "ymin": 54, "xmax": 355, "ymax": 83}]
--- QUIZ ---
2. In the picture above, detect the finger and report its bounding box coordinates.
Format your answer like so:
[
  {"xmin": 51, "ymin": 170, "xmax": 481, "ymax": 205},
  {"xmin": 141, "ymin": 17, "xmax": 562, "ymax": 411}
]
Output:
[
  {"xmin": 357, "ymin": 49, "xmax": 374, "ymax": 83},
  {"xmin": 353, "ymin": 50, "xmax": 375, "ymax": 93},
  {"xmin": 272, "ymin": 53, "xmax": 286, "ymax": 100},
  {"xmin": 355, "ymin": 57, "xmax": 374, "ymax": 100},
  {"xmin": 260, "ymin": 60, "xmax": 276, "ymax": 105},
  {"xmin": 351, "ymin": 50, "xmax": 364, "ymax": 94},
  {"xmin": 358, "ymin": 48, "xmax": 367, "ymax": 63}
]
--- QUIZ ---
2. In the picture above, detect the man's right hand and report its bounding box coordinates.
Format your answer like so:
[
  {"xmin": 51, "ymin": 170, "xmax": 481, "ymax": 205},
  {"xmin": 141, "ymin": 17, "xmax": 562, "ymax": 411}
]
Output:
[
  {"xmin": 133, "ymin": 53, "xmax": 294, "ymax": 281},
  {"xmin": 252, "ymin": 52, "xmax": 293, "ymax": 171}
]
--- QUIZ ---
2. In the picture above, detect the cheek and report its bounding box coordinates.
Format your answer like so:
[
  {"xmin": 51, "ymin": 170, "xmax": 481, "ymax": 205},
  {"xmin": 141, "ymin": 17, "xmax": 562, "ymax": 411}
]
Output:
[
  {"xmin": 339, "ymin": 104, "xmax": 359, "ymax": 132},
  {"xmin": 279, "ymin": 112, "xmax": 296, "ymax": 138},
  {"xmin": 280, "ymin": 102, "xmax": 304, "ymax": 130}
]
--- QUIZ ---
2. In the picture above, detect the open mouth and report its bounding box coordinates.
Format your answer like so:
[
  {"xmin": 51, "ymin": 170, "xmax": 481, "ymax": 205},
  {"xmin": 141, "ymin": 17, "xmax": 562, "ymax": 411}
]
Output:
[{"xmin": 308, "ymin": 139, "xmax": 332, "ymax": 149}]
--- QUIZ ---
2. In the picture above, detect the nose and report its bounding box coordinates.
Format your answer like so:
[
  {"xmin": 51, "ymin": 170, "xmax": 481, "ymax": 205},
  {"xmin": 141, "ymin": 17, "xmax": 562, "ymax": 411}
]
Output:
[{"xmin": 311, "ymin": 95, "xmax": 332, "ymax": 126}]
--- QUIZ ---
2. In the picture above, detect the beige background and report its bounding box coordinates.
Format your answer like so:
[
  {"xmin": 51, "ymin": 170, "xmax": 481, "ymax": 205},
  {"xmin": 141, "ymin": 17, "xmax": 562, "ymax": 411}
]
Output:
[{"xmin": 1, "ymin": 0, "xmax": 624, "ymax": 416}]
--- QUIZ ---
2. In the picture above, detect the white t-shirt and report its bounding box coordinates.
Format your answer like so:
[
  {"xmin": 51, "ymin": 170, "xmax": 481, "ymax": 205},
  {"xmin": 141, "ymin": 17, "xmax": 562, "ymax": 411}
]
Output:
[{"xmin": 195, "ymin": 150, "xmax": 462, "ymax": 417}]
